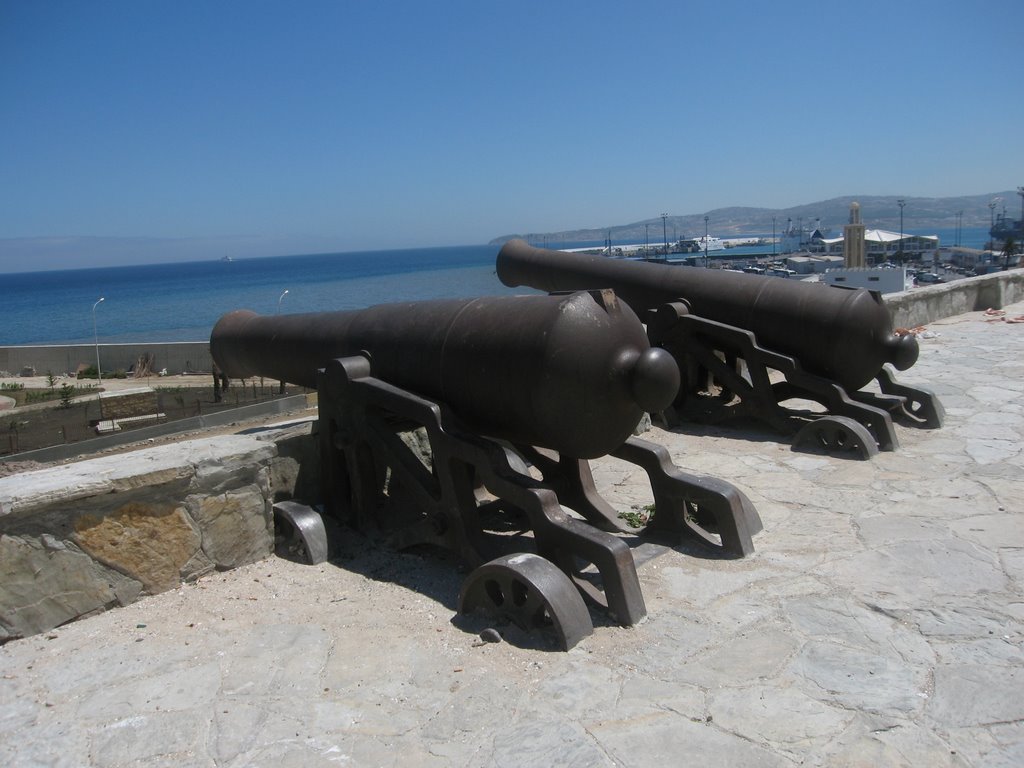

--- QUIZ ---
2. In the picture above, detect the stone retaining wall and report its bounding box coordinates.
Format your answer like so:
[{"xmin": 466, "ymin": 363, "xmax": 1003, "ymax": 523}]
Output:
[
  {"xmin": 0, "ymin": 341, "xmax": 210, "ymax": 379},
  {"xmin": 884, "ymin": 269, "xmax": 1024, "ymax": 329},
  {"xmin": 0, "ymin": 434, "xmax": 288, "ymax": 643}
]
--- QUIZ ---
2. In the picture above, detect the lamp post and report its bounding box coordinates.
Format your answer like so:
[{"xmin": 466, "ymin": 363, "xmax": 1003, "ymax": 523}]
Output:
[
  {"xmin": 897, "ymin": 199, "xmax": 905, "ymax": 263},
  {"xmin": 772, "ymin": 216, "xmax": 777, "ymax": 257},
  {"xmin": 645, "ymin": 223, "xmax": 649, "ymax": 257},
  {"xmin": 276, "ymin": 290, "xmax": 290, "ymax": 392},
  {"xmin": 704, "ymin": 215, "xmax": 710, "ymax": 268},
  {"xmin": 989, "ymin": 198, "xmax": 998, "ymax": 250},
  {"xmin": 92, "ymin": 297, "xmax": 105, "ymax": 419},
  {"xmin": 661, "ymin": 213, "xmax": 668, "ymax": 259},
  {"xmin": 92, "ymin": 298, "xmax": 105, "ymax": 384}
]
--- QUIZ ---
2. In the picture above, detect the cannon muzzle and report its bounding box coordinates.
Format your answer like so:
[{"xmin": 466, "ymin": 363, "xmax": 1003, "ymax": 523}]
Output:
[
  {"xmin": 496, "ymin": 239, "xmax": 918, "ymax": 392},
  {"xmin": 211, "ymin": 290, "xmax": 678, "ymax": 459}
]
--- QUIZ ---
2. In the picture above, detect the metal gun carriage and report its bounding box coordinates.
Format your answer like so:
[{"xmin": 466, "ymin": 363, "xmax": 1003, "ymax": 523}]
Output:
[
  {"xmin": 211, "ymin": 290, "xmax": 762, "ymax": 648},
  {"xmin": 497, "ymin": 239, "xmax": 944, "ymax": 458}
]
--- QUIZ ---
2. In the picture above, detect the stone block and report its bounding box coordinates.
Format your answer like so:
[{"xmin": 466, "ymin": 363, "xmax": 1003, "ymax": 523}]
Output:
[
  {"xmin": 0, "ymin": 534, "xmax": 141, "ymax": 641},
  {"xmin": 190, "ymin": 485, "xmax": 273, "ymax": 569},
  {"xmin": 73, "ymin": 502, "xmax": 203, "ymax": 594},
  {"xmin": 0, "ymin": 434, "xmax": 280, "ymax": 641}
]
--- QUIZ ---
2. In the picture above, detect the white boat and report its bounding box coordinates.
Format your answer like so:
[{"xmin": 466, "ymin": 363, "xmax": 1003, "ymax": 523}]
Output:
[{"xmin": 694, "ymin": 235, "xmax": 725, "ymax": 252}]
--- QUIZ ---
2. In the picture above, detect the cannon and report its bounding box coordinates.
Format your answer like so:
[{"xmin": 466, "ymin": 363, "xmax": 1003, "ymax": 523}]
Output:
[
  {"xmin": 497, "ymin": 239, "xmax": 944, "ymax": 458},
  {"xmin": 211, "ymin": 291, "xmax": 762, "ymax": 649}
]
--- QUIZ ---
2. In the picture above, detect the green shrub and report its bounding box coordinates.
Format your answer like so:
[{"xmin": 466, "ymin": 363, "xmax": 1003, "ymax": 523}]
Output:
[{"xmin": 59, "ymin": 383, "xmax": 76, "ymax": 409}]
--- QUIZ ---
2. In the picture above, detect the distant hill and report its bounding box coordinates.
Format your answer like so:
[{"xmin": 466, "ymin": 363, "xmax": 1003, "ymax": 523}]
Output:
[{"xmin": 489, "ymin": 191, "xmax": 1018, "ymax": 245}]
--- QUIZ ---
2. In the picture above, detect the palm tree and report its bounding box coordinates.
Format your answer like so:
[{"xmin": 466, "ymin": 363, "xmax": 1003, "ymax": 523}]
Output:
[{"xmin": 1002, "ymin": 236, "xmax": 1018, "ymax": 271}]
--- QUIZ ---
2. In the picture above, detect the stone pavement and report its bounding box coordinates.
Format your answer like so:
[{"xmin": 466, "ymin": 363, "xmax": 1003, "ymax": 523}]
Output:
[{"xmin": 2, "ymin": 303, "xmax": 1022, "ymax": 767}]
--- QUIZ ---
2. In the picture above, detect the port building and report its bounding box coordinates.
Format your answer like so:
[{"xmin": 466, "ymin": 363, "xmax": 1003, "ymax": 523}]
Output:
[{"xmin": 800, "ymin": 229, "xmax": 939, "ymax": 263}]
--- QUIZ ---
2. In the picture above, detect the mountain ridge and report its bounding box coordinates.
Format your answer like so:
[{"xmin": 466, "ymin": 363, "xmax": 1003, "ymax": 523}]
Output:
[{"xmin": 489, "ymin": 191, "xmax": 1019, "ymax": 245}]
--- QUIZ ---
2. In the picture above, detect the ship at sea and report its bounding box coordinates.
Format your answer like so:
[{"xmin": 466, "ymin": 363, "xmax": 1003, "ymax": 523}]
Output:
[
  {"xmin": 779, "ymin": 217, "xmax": 832, "ymax": 254},
  {"xmin": 990, "ymin": 212, "xmax": 1023, "ymax": 243},
  {"xmin": 990, "ymin": 189, "xmax": 1024, "ymax": 245}
]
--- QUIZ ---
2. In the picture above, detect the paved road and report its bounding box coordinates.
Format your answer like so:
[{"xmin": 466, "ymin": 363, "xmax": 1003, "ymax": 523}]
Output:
[{"xmin": 2, "ymin": 303, "xmax": 1022, "ymax": 767}]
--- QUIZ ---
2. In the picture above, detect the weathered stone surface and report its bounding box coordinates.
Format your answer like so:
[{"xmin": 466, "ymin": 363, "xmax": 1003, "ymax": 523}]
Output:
[
  {"xmin": 191, "ymin": 484, "xmax": 272, "ymax": 568},
  {"xmin": 191, "ymin": 436, "xmax": 277, "ymax": 493},
  {"xmin": 0, "ymin": 451, "xmax": 190, "ymax": 519},
  {"xmin": 73, "ymin": 502, "xmax": 202, "ymax": 594},
  {"xmin": 784, "ymin": 596, "xmax": 935, "ymax": 666},
  {"xmin": 0, "ymin": 434, "xmax": 278, "ymax": 640},
  {"xmin": 589, "ymin": 711, "xmax": 790, "ymax": 767},
  {"xmin": 948, "ymin": 513, "xmax": 1024, "ymax": 549},
  {"xmin": 492, "ymin": 717, "xmax": 615, "ymax": 767},
  {"xmin": 88, "ymin": 710, "xmax": 209, "ymax": 766},
  {"xmin": 790, "ymin": 639, "xmax": 927, "ymax": 715},
  {"xmin": 814, "ymin": 537, "xmax": 1007, "ymax": 604},
  {"xmin": 0, "ymin": 534, "xmax": 140, "ymax": 639},
  {"xmin": 945, "ymin": 722, "xmax": 1024, "ymax": 768},
  {"xmin": 820, "ymin": 713, "xmax": 969, "ymax": 768},
  {"xmin": 710, "ymin": 684, "xmax": 853, "ymax": 746},
  {"xmin": 219, "ymin": 624, "xmax": 331, "ymax": 696},
  {"xmin": 676, "ymin": 626, "xmax": 800, "ymax": 686},
  {"xmin": 77, "ymin": 659, "xmax": 222, "ymax": 718},
  {"xmin": 0, "ymin": 716, "xmax": 90, "ymax": 768},
  {"xmin": 927, "ymin": 664, "xmax": 1024, "ymax": 727}
]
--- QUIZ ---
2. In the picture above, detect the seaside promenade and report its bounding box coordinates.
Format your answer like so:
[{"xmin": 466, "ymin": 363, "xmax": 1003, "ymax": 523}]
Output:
[{"xmin": 1, "ymin": 301, "xmax": 1022, "ymax": 766}]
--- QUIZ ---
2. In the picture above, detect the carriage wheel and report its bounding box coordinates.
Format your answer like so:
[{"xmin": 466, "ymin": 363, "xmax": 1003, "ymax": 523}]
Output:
[{"xmin": 459, "ymin": 553, "xmax": 593, "ymax": 650}]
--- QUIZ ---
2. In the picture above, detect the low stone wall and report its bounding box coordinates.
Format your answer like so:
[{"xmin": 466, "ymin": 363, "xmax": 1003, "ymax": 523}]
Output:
[
  {"xmin": 884, "ymin": 270, "xmax": 1024, "ymax": 329},
  {"xmin": 0, "ymin": 341, "xmax": 210, "ymax": 378},
  {"xmin": 0, "ymin": 434, "xmax": 287, "ymax": 643}
]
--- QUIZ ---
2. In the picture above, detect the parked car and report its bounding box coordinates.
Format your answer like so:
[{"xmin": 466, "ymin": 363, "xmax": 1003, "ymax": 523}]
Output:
[{"xmin": 915, "ymin": 273, "xmax": 946, "ymax": 285}]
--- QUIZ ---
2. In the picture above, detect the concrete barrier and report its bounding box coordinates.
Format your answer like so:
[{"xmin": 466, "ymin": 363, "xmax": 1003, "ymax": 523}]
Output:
[
  {"xmin": 884, "ymin": 269, "xmax": 1024, "ymax": 329},
  {"xmin": 0, "ymin": 341, "xmax": 211, "ymax": 378},
  {"xmin": 1, "ymin": 393, "xmax": 314, "ymax": 465}
]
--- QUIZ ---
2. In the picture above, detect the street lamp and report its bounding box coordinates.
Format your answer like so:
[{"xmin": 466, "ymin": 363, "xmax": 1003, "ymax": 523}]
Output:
[
  {"xmin": 989, "ymin": 198, "xmax": 999, "ymax": 250},
  {"xmin": 92, "ymin": 297, "xmax": 105, "ymax": 385},
  {"xmin": 661, "ymin": 213, "xmax": 668, "ymax": 259},
  {"xmin": 772, "ymin": 216, "xmax": 777, "ymax": 257},
  {"xmin": 645, "ymin": 223, "xmax": 649, "ymax": 257},
  {"xmin": 276, "ymin": 290, "xmax": 291, "ymax": 392},
  {"xmin": 704, "ymin": 215, "xmax": 710, "ymax": 268},
  {"xmin": 897, "ymin": 199, "xmax": 905, "ymax": 263}
]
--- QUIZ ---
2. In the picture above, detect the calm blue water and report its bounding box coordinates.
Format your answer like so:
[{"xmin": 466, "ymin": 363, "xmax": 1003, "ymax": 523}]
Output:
[
  {"xmin": 3, "ymin": 245, "xmax": 536, "ymax": 346},
  {"xmin": 4, "ymin": 228, "xmax": 993, "ymax": 346}
]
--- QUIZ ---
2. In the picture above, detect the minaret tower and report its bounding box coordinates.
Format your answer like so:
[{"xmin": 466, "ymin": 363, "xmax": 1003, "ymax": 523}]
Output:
[{"xmin": 844, "ymin": 202, "xmax": 866, "ymax": 267}]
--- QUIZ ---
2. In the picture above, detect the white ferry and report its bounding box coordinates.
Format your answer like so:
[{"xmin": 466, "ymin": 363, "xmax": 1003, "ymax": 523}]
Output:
[
  {"xmin": 695, "ymin": 235, "xmax": 725, "ymax": 251},
  {"xmin": 679, "ymin": 235, "xmax": 725, "ymax": 253}
]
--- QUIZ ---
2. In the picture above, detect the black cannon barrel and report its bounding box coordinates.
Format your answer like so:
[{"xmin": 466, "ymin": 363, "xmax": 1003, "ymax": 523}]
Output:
[
  {"xmin": 210, "ymin": 290, "xmax": 679, "ymax": 459},
  {"xmin": 496, "ymin": 239, "xmax": 919, "ymax": 392}
]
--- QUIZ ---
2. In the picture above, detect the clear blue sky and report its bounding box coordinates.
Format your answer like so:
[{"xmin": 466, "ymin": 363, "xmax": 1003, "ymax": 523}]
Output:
[{"xmin": 2, "ymin": 0, "xmax": 1022, "ymax": 270}]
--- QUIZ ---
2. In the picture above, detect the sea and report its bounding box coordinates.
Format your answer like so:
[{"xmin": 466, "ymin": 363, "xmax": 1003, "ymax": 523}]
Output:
[{"xmin": 3, "ymin": 227, "xmax": 994, "ymax": 347}]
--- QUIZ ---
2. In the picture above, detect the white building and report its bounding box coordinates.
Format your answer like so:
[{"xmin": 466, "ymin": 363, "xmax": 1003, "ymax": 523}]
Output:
[
  {"xmin": 785, "ymin": 254, "xmax": 845, "ymax": 274},
  {"xmin": 823, "ymin": 267, "xmax": 908, "ymax": 294},
  {"xmin": 805, "ymin": 229, "xmax": 939, "ymax": 263}
]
